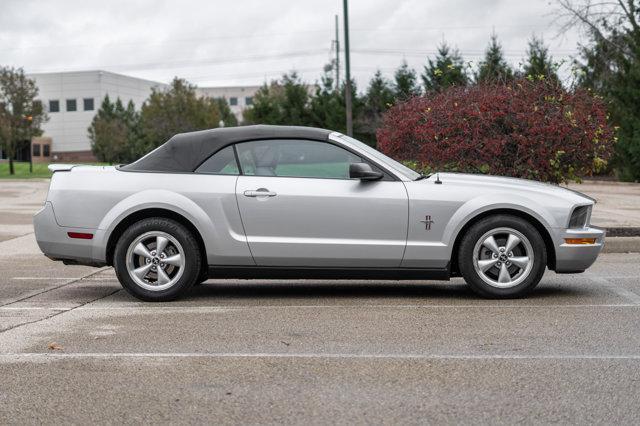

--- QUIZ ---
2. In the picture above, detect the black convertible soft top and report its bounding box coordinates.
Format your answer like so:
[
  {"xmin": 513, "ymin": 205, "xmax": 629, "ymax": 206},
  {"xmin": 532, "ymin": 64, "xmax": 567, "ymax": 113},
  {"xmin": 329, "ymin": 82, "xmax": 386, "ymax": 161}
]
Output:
[{"xmin": 121, "ymin": 125, "xmax": 332, "ymax": 172}]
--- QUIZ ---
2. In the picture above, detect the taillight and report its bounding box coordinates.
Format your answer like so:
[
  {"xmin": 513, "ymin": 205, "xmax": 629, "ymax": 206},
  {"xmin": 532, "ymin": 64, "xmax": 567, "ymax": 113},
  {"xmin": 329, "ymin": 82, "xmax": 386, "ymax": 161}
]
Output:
[{"xmin": 67, "ymin": 232, "xmax": 93, "ymax": 240}]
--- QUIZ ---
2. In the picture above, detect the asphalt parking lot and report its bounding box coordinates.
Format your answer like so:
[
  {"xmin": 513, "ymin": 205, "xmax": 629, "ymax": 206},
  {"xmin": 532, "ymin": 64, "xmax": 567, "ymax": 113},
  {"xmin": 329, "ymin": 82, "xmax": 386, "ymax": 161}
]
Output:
[{"xmin": 1, "ymin": 180, "xmax": 640, "ymax": 424}]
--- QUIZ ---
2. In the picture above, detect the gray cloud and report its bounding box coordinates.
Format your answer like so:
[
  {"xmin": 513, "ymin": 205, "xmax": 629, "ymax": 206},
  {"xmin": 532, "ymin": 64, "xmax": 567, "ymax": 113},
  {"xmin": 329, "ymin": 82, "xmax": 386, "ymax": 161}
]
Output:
[{"xmin": 0, "ymin": 0, "xmax": 581, "ymax": 88}]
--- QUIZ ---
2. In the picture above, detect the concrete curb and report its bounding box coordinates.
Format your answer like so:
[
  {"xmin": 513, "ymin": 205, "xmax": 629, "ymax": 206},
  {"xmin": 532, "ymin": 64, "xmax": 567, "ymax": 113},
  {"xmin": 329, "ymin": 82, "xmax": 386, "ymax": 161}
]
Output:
[{"xmin": 603, "ymin": 237, "xmax": 640, "ymax": 254}]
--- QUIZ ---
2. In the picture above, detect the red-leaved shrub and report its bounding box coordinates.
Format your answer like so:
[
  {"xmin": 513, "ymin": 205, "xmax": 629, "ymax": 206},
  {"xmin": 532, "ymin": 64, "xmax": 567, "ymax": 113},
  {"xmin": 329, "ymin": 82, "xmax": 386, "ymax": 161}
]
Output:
[{"xmin": 377, "ymin": 79, "xmax": 615, "ymax": 183}]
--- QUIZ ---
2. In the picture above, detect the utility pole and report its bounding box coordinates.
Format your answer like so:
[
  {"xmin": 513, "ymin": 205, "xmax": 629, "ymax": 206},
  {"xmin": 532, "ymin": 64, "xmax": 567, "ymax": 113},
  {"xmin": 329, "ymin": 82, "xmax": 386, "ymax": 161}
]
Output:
[
  {"xmin": 343, "ymin": 0, "xmax": 353, "ymax": 136},
  {"xmin": 334, "ymin": 14, "xmax": 340, "ymax": 91}
]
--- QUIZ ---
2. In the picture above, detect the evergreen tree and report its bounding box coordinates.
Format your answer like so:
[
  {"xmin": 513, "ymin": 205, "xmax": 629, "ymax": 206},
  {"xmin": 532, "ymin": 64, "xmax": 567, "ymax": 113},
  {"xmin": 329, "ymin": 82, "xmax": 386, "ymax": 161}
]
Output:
[
  {"xmin": 88, "ymin": 95, "xmax": 142, "ymax": 163},
  {"xmin": 243, "ymin": 72, "xmax": 312, "ymax": 125},
  {"xmin": 360, "ymin": 70, "xmax": 394, "ymax": 144},
  {"xmin": 393, "ymin": 61, "xmax": 421, "ymax": 100},
  {"xmin": 213, "ymin": 97, "xmax": 238, "ymax": 127},
  {"xmin": 309, "ymin": 70, "xmax": 346, "ymax": 132},
  {"xmin": 422, "ymin": 43, "xmax": 468, "ymax": 92},
  {"xmin": 476, "ymin": 33, "xmax": 514, "ymax": 84},
  {"xmin": 522, "ymin": 35, "xmax": 559, "ymax": 82}
]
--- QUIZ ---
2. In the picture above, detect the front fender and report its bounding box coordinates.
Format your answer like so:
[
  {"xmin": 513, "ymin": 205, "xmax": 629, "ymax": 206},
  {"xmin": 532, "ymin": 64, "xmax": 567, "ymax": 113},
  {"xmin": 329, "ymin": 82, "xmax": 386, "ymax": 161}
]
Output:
[{"xmin": 443, "ymin": 193, "xmax": 557, "ymax": 253}]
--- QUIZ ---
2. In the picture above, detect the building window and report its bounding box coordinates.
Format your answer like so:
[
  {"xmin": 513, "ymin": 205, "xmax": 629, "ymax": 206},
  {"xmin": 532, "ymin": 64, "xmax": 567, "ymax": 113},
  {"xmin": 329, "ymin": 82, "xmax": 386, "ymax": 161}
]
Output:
[
  {"xmin": 229, "ymin": 97, "xmax": 238, "ymax": 106},
  {"xmin": 32, "ymin": 143, "xmax": 41, "ymax": 157},
  {"xmin": 49, "ymin": 100, "xmax": 60, "ymax": 113},
  {"xmin": 83, "ymin": 98, "xmax": 94, "ymax": 111},
  {"xmin": 43, "ymin": 144, "xmax": 50, "ymax": 157},
  {"xmin": 66, "ymin": 99, "xmax": 77, "ymax": 112},
  {"xmin": 245, "ymin": 96, "xmax": 253, "ymax": 106}
]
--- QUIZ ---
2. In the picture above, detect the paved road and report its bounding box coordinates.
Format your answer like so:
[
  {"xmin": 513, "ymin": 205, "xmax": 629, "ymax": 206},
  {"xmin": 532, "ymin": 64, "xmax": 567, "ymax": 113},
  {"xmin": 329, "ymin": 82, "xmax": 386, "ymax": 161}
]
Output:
[{"xmin": 1, "ymin": 180, "xmax": 640, "ymax": 424}]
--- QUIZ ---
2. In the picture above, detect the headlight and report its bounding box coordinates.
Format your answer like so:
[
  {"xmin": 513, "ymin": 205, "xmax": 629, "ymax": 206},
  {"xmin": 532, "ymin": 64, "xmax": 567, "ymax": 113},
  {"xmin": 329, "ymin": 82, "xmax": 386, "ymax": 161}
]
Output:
[{"xmin": 568, "ymin": 205, "xmax": 591, "ymax": 229}]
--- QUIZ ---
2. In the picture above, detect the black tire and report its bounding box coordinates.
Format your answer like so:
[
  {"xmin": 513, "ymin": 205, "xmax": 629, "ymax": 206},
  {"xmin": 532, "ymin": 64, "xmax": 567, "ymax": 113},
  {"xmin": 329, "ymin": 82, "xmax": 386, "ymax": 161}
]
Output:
[
  {"xmin": 113, "ymin": 217, "xmax": 202, "ymax": 301},
  {"xmin": 458, "ymin": 214, "xmax": 547, "ymax": 298},
  {"xmin": 195, "ymin": 266, "xmax": 209, "ymax": 286}
]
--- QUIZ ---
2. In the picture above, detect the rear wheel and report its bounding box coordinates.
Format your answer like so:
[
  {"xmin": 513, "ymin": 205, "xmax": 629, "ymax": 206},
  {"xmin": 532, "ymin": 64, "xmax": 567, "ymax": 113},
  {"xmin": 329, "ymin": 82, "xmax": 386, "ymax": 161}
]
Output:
[
  {"xmin": 114, "ymin": 218, "xmax": 201, "ymax": 301},
  {"xmin": 458, "ymin": 215, "xmax": 546, "ymax": 298}
]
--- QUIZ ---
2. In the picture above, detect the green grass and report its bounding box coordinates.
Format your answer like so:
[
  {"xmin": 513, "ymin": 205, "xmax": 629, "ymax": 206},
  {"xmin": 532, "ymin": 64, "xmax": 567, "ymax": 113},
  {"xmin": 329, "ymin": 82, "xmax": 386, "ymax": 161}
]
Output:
[{"xmin": 0, "ymin": 162, "xmax": 108, "ymax": 179}]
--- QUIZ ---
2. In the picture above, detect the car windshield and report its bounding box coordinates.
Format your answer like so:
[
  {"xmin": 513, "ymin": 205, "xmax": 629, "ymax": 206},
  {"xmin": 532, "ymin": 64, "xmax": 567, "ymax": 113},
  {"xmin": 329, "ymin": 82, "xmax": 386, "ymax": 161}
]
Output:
[{"xmin": 335, "ymin": 134, "xmax": 421, "ymax": 180}]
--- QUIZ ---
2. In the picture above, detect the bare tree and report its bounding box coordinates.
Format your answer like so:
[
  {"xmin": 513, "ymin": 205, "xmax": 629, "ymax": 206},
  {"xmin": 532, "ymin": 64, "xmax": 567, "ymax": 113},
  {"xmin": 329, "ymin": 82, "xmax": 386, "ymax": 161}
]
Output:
[
  {"xmin": 555, "ymin": 0, "xmax": 638, "ymax": 54},
  {"xmin": 555, "ymin": 1, "xmax": 640, "ymax": 181}
]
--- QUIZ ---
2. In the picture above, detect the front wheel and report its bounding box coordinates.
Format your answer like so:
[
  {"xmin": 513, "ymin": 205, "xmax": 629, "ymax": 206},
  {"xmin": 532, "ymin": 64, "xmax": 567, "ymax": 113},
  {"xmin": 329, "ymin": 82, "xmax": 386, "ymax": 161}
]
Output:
[
  {"xmin": 458, "ymin": 215, "xmax": 547, "ymax": 298},
  {"xmin": 114, "ymin": 218, "xmax": 202, "ymax": 301}
]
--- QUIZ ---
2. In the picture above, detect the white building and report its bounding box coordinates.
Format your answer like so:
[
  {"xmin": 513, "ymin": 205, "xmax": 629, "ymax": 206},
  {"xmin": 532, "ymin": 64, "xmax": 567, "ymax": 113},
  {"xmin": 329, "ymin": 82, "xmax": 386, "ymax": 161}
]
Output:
[
  {"xmin": 27, "ymin": 70, "xmax": 166, "ymax": 162},
  {"xmin": 17, "ymin": 70, "xmax": 263, "ymax": 163},
  {"xmin": 196, "ymin": 85, "xmax": 261, "ymax": 124}
]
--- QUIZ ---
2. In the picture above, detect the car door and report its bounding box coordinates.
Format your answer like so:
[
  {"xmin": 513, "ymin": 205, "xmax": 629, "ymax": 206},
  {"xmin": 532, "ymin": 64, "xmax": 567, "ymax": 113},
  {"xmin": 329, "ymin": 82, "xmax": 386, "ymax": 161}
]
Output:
[{"xmin": 234, "ymin": 139, "xmax": 408, "ymax": 267}]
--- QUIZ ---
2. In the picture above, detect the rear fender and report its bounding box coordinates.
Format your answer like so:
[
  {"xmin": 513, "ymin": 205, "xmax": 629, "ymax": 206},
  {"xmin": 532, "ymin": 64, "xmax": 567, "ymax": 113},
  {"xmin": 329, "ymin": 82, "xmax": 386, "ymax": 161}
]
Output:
[{"xmin": 95, "ymin": 190, "xmax": 216, "ymax": 262}]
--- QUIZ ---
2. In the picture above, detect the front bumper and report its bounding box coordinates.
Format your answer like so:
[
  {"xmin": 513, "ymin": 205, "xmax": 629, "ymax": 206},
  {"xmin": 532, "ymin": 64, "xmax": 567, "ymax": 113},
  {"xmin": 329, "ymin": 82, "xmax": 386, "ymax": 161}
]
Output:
[
  {"xmin": 33, "ymin": 202, "xmax": 107, "ymax": 266},
  {"xmin": 554, "ymin": 226, "xmax": 605, "ymax": 273}
]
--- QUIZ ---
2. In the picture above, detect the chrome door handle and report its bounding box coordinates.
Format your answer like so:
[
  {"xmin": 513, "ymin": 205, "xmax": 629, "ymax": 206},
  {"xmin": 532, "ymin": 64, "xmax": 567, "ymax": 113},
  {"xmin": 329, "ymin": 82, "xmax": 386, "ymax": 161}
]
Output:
[{"xmin": 243, "ymin": 189, "xmax": 277, "ymax": 198}]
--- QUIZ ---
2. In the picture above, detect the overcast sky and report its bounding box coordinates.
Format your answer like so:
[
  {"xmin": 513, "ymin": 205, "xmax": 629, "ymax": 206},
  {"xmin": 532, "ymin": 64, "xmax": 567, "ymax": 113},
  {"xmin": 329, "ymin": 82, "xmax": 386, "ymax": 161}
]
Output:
[{"xmin": 0, "ymin": 0, "xmax": 583, "ymax": 89}]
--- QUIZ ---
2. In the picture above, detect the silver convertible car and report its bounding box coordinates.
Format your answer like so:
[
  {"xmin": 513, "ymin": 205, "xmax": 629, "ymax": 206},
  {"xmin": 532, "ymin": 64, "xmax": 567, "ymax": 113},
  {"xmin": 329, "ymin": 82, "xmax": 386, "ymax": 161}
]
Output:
[{"xmin": 34, "ymin": 125, "xmax": 604, "ymax": 301}]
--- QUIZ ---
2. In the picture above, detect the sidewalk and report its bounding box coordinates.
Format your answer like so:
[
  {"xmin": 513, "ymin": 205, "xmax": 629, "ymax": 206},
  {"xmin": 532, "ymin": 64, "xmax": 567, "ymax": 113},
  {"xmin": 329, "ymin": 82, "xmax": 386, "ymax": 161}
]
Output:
[
  {"xmin": 565, "ymin": 180, "xmax": 640, "ymax": 253},
  {"xmin": 565, "ymin": 180, "xmax": 640, "ymax": 229}
]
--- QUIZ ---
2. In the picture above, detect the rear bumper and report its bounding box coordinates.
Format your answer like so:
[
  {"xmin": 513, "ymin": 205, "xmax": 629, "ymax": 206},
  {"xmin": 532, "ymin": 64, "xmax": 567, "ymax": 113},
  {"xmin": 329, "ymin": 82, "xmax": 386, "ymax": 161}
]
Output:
[
  {"xmin": 33, "ymin": 202, "xmax": 107, "ymax": 267},
  {"xmin": 554, "ymin": 226, "xmax": 605, "ymax": 273}
]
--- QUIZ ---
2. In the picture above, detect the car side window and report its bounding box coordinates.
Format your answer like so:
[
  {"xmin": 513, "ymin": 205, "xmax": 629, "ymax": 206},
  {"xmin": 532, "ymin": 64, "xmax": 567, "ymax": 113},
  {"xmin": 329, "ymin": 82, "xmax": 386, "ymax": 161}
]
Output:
[
  {"xmin": 235, "ymin": 139, "xmax": 362, "ymax": 179},
  {"xmin": 195, "ymin": 146, "xmax": 239, "ymax": 175}
]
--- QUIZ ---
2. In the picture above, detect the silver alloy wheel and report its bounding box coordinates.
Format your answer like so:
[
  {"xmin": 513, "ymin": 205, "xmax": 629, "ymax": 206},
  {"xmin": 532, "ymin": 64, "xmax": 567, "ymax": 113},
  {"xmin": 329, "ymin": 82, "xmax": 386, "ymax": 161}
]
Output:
[
  {"xmin": 125, "ymin": 231, "xmax": 185, "ymax": 291},
  {"xmin": 472, "ymin": 227, "xmax": 534, "ymax": 289}
]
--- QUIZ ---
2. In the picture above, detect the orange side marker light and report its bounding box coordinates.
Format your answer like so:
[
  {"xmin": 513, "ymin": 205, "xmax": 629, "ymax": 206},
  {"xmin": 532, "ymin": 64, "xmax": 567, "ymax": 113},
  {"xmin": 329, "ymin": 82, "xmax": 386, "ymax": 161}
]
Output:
[{"xmin": 564, "ymin": 238, "xmax": 596, "ymax": 245}]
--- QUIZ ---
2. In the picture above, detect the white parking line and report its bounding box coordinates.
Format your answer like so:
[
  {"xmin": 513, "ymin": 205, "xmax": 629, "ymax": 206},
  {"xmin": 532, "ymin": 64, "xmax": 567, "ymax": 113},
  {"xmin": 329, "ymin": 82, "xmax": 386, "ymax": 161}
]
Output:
[
  {"xmin": 11, "ymin": 277, "xmax": 88, "ymax": 280},
  {"xmin": 1, "ymin": 352, "xmax": 640, "ymax": 361},
  {"xmin": 588, "ymin": 276, "xmax": 640, "ymax": 305},
  {"xmin": 1, "ymin": 304, "xmax": 639, "ymax": 311}
]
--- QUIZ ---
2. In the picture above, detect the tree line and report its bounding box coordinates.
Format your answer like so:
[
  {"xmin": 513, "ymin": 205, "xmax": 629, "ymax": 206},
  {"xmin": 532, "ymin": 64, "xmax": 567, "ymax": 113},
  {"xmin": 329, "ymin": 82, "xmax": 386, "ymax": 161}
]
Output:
[
  {"xmin": 86, "ymin": 32, "xmax": 560, "ymax": 163},
  {"xmin": 243, "ymin": 34, "xmax": 560, "ymax": 146},
  {"xmin": 89, "ymin": 79, "xmax": 237, "ymax": 164}
]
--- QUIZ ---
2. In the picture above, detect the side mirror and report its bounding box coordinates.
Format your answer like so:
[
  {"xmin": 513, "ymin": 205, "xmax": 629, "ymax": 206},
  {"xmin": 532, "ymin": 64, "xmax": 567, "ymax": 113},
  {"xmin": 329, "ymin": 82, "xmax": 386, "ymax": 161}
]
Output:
[{"xmin": 349, "ymin": 162, "xmax": 383, "ymax": 181}]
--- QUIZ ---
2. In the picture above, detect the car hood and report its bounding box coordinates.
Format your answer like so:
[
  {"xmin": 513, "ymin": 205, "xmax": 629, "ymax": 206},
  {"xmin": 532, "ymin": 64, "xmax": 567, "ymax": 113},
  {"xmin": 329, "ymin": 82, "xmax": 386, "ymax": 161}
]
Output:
[{"xmin": 430, "ymin": 173, "xmax": 595, "ymax": 204}]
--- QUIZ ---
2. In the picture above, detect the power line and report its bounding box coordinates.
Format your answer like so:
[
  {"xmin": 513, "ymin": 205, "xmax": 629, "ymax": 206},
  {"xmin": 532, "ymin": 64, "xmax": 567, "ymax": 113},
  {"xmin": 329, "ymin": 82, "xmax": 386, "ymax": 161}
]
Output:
[
  {"xmin": 0, "ymin": 29, "xmax": 331, "ymax": 53},
  {"xmin": 351, "ymin": 47, "xmax": 577, "ymax": 58},
  {"xmin": 26, "ymin": 49, "xmax": 330, "ymax": 74}
]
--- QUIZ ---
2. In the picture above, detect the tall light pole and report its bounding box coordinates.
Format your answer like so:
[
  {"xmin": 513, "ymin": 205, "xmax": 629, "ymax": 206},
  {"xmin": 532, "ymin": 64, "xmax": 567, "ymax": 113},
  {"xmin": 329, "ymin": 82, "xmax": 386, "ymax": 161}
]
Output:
[
  {"xmin": 343, "ymin": 0, "xmax": 353, "ymax": 136},
  {"xmin": 334, "ymin": 14, "xmax": 340, "ymax": 91}
]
